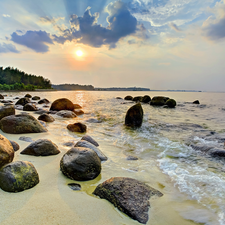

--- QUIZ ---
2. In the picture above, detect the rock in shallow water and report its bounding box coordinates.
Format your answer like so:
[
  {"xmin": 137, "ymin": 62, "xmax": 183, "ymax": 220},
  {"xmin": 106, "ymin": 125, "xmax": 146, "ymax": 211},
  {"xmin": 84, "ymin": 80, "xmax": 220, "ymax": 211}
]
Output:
[
  {"xmin": 0, "ymin": 105, "xmax": 15, "ymax": 120},
  {"xmin": 68, "ymin": 183, "xmax": 81, "ymax": 191},
  {"xmin": 38, "ymin": 113, "xmax": 55, "ymax": 122},
  {"xmin": 9, "ymin": 140, "xmax": 20, "ymax": 151},
  {"xmin": 15, "ymin": 97, "xmax": 30, "ymax": 106},
  {"xmin": 56, "ymin": 110, "xmax": 77, "ymax": 118},
  {"xmin": 125, "ymin": 103, "xmax": 143, "ymax": 128},
  {"xmin": 81, "ymin": 135, "xmax": 99, "ymax": 147},
  {"xmin": 50, "ymin": 98, "xmax": 74, "ymax": 111},
  {"xmin": 67, "ymin": 123, "xmax": 87, "ymax": 133}
]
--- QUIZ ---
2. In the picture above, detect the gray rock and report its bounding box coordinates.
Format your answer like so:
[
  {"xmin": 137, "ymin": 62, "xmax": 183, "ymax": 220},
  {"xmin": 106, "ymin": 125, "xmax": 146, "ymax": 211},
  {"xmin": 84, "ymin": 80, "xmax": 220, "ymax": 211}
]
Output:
[
  {"xmin": 14, "ymin": 105, "xmax": 24, "ymax": 110},
  {"xmin": 19, "ymin": 136, "xmax": 33, "ymax": 142},
  {"xmin": 9, "ymin": 140, "xmax": 20, "ymax": 151},
  {"xmin": 68, "ymin": 183, "xmax": 81, "ymax": 191},
  {"xmin": 85, "ymin": 118, "xmax": 101, "ymax": 123},
  {"xmin": 126, "ymin": 155, "xmax": 139, "ymax": 160},
  {"xmin": 56, "ymin": 110, "xmax": 77, "ymax": 118},
  {"xmin": 62, "ymin": 141, "xmax": 75, "ymax": 147},
  {"xmin": 81, "ymin": 135, "xmax": 99, "ymax": 147}
]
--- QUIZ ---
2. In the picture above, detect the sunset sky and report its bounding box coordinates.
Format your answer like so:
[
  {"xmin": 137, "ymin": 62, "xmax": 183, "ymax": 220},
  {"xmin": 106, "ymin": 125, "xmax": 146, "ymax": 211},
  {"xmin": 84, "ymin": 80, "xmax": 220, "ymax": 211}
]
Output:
[{"xmin": 0, "ymin": 0, "xmax": 225, "ymax": 91}]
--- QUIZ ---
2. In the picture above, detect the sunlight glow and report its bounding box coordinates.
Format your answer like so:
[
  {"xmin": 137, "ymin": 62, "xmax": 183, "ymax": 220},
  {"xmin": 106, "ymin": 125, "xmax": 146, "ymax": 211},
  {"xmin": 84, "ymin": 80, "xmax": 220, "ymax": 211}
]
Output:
[{"xmin": 76, "ymin": 50, "xmax": 83, "ymax": 57}]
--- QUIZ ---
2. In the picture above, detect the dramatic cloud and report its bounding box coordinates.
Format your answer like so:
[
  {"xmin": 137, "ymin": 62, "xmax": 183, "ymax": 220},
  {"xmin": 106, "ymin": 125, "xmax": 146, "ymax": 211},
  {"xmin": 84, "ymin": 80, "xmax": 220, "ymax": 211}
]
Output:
[
  {"xmin": 11, "ymin": 30, "xmax": 53, "ymax": 53},
  {"xmin": 169, "ymin": 22, "xmax": 181, "ymax": 32},
  {"xmin": 0, "ymin": 42, "xmax": 19, "ymax": 53}
]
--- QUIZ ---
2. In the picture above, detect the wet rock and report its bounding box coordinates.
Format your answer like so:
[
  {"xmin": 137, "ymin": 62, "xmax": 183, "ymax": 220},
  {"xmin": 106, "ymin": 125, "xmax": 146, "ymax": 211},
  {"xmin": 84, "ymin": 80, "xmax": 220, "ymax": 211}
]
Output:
[
  {"xmin": 190, "ymin": 144, "xmax": 214, "ymax": 152},
  {"xmin": 67, "ymin": 123, "xmax": 87, "ymax": 133},
  {"xmin": 124, "ymin": 96, "xmax": 133, "ymax": 101},
  {"xmin": 63, "ymin": 141, "xmax": 75, "ymax": 147},
  {"xmin": 0, "ymin": 94, "xmax": 4, "ymax": 99},
  {"xmin": 23, "ymin": 103, "xmax": 38, "ymax": 111},
  {"xmin": 50, "ymin": 98, "xmax": 74, "ymax": 111},
  {"xmin": 1, "ymin": 100, "xmax": 13, "ymax": 103},
  {"xmin": 208, "ymin": 148, "xmax": 225, "ymax": 157},
  {"xmin": 0, "ymin": 114, "xmax": 47, "ymax": 134},
  {"xmin": 24, "ymin": 94, "xmax": 32, "ymax": 98},
  {"xmin": 43, "ymin": 104, "xmax": 49, "ymax": 108},
  {"xmin": 0, "ymin": 161, "xmax": 39, "ymax": 192},
  {"xmin": 21, "ymin": 139, "xmax": 60, "ymax": 156},
  {"xmin": 74, "ymin": 104, "xmax": 82, "ymax": 109},
  {"xmin": 0, "ymin": 134, "xmax": 14, "ymax": 168},
  {"xmin": 4, "ymin": 103, "xmax": 14, "ymax": 106},
  {"xmin": 141, "ymin": 95, "xmax": 151, "ymax": 103},
  {"xmin": 9, "ymin": 140, "xmax": 20, "ymax": 151},
  {"xmin": 32, "ymin": 96, "xmax": 40, "ymax": 100},
  {"xmin": 19, "ymin": 136, "xmax": 33, "ymax": 142},
  {"xmin": 60, "ymin": 147, "xmax": 101, "ymax": 181},
  {"xmin": 38, "ymin": 98, "xmax": 50, "ymax": 104},
  {"xmin": 0, "ymin": 105, "xmax": 15, "ymax": 120},
  {"xmin": 125, "ymin": 103, "xmax": 143, "ymax": 128},
  {"xmin": 38, "ymin": 113, "xmax": 55, "ymax": 122},
  {"xmin": 74, "ymin": 109, "xmax": 84, "ymax": 115},
  {"xmin": 93, "ymin": 177, "xmax": 163, "ymax": 224},
  {"xmin": 193, "ymin": 100, "xmax": 200, "ymax": 104},
  {"xmin": 126, "ymin": 155, "xmax": 139, "ymax": 160},
  {"xmin": 15, "ymin": 97, "xmax": 31, "ymax": 106},
  {"xmin": 56, "ymin": 110, "xmax": 77, "ymax": 118},
  {"xmin": 34, "ymin": 109, "xmax": 49, "ymax": 115},
  {"xmin": 14, "ymin": 97, "xmax": 20, "ymax": 100},
  {"xmin": 81, "ymin": 135, "xmax": 99, "ymax": 147},
  {"xmin": 39, "ymin": 120, "xmax": 46, "ymax": 127},
  {"xmin": 68, "ymin": 183, "xmax": 81, "ymax": 191},
  {"xmin": 75, "ymin": 140, "xmax": 107, "ymax": 161},
  {"xmin": 165, "ymin": 99, "xmax": 176, "ymax": 108},
  {"xmin": 133, "ymin": 96, "xmax": 143, "ymax": 102},
  {"xmin": 116, "ymin": 97, "xmax": 123, "ymax": 99},
  {"xmin": 150, "ymin": 96, "xmax": 169, "ymax": 106}
]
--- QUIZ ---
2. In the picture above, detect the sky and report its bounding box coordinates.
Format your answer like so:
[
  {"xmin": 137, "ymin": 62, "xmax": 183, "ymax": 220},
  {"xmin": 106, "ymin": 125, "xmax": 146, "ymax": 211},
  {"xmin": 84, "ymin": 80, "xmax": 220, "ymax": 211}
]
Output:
[{"xmin": 0, "ymin": 0, "xmax": 225, "ymax": 91}]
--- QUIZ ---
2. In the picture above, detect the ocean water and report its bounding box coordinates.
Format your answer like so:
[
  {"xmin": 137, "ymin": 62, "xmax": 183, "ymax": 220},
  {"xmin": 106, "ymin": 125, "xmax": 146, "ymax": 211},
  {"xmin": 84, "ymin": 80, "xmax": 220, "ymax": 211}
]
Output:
[{"xmin": 1, "ymin": 90, "xmax": 225, "ymax": 225}]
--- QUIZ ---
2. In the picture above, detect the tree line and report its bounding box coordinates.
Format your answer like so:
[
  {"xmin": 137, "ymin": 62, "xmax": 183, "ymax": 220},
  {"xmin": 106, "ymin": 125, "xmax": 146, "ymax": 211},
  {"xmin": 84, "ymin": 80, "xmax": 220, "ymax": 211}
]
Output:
[
  {"xmin": 52, "ymin": 84, "xmax": 94, "ymax": 91},
  {"xmin": 0, "ymin": 67, "xmax": 52, "ymax": 91}
]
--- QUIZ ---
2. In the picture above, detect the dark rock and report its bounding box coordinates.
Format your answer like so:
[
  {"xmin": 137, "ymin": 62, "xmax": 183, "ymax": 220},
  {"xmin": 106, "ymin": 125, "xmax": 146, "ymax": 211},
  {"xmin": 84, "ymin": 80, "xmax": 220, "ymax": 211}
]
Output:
[
  {"xmin": 93, "ymin": 177, "xmax": 163, "ymax": 224},
  {"xmin": 63, "ymin": 141, "xmax": 75, "ymax": 147},
  {"xmin": 126, "ymin": 155, "xmax": 139, "ymax": 160},
  {"xmin": 67, "ymin": 123, "xmax": 87, "ymax": 133},
  {"xmin": 74, "ymin": 104, "xmax": 82, "ymax": 109},
  {"xmin": 165, "ymin": 99, "xmax": 176, "ymax": 108},
  {"xmin": 124, "ymin": 96, "xmax": 133, "ymax": 101},
  {"xmin": 0, "ymin": 94, "xmax": 4, "ymax": 99},
  {"xmin": 74, "ymin": 109, "xmax": 84, "ymax": 115},
  {"xmin": 14, "ymin": 105, "xmax": 24, "ymax": 110},
  {"xmin": 116, "ymin": 97, "xmax": 123, "ymax": 99},
  {"xmin": 75, "ymin": 140, "xmax": 107, "ymax": 161},
  {"xmin": 81, "ymin": 135, "xmax": 99, "ymax": 147},
  {"xmin": 38, "ymin": 113, "xmax": 55, "ymax": 122},
  {"xmin": 21, "ymin": 139, "xmax": 60, "ymax": 156},
  {"xmin": 125, "ymin": 103, "xmax": 143, "ymax": 128},
  {"xmin": 50, "ymin": 98, "xmax": 74, "ymax": 111},
  {"xmin": 32, "ymin": 96, "xmax": 41, "ymax": 100},
  {"xmin": 0, "ymin": 161, "xmax": 39, "ymax": 192},
  {"xmin": 15, "ymin": 97, "xmax": 31, "ymax": 106},
  {"xmin": 68, "ymin": 183, "xmax": 81, "ymax": 191},
  {"xmin": 0, "ymin": 105, "xmax": 15, "ymax": 120},
  {"xmin": 141, "ymin": 95, "xmax": 151, "ymax": 103},
  {"xmin": 23, "ymin": 103, "xmax": 38, "ymax": 111},
  {"xmin": 0, "ymin": 114, "xmax": 47, "ymax": 134},
  {"xmin": 43, "ymin": 104, "xmax": 49, "ymax": 108},
  {"xmin": 60, "ymin": 147, "xmax": 101, "ymax": 181},
  {"xmin": 19, "ymin": 136, "xmax": 33, "ymax": 142},
  {"xmin": 34, "ymin": 109, "xmax": 49, "ymax": 115},
  {"xmin": 193, "ymin": 100, "xmax": 200, "ymax": 104},
  {"xmin": 85, "ymin": 118, "xmax": 101, "ymax": 123},
  {"xmin": 1, "ymin": 100, "xmax": 13, "ymax": 103},
  {"xmin": 4, "ymin": 103, "xmax": 13, "ymax": 106},
  {"xmin": 56, "ymin": 110, "xmax": 77, "ymax": 118},
  {"xmin": 0, "ymin": 134, "xmax": 14, "ymax": 168},
  {"xmin": 133, "ymin": 96, "xmax": 143, "ymax": 102},
  {"xmin": 38, "ymin": 98, "xmax": 50, "ymax": 104},
  {"xmin": 208, "ymin": 148, "xmax": 225, "ymax": 157},
  {"xmin": 14, "ymin": 97, "xmax": 20, "ymax": 100},
  {"xmin": 9, "ymin": 140, "xmax": 20, "ymax": 151},
  {"xmin": 150, "ymin": 96, "xmax": 169, "ymax": 106},
  {"xmin": 25, "ymin": 94, "xmax": 32, "ymax": 98}
]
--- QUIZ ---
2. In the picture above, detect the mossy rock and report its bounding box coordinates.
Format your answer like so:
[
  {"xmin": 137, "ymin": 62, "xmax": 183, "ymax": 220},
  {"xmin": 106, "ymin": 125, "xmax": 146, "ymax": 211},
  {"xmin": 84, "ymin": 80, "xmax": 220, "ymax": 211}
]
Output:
[
  {"xmin": 0, "ymin": 105, "xmax": 15, "ymax": 120},
  {"xmin": 125, "ymin": 103, "xmax": 143, "ymax": 128},
  {"xmin": 15, "ymin": 97, "xmax": 31, "ymax": 106},
  {"xmin": 50, "ymin": 98, "xmax": 75, "ymax": 111},
  {"xmin": 124, "ymin": 96, "xmax": 133, "ymax": 101},
  {"xmin": 0, "ymin": 161, "xmax": 39, "ymax": 192},
  {"xmin": 165, "ymin": 99, "xmax": 176, "ymax": 108},
  {"xmin": 150, "ymin": 96, "xmax": 169, "ymax": 106},
  {"xmin": 141, "ymin": 95, "xmax": 151, "ymax": 103},
  {"xmin": 23, "ymin": 103, "xmax": 38, "ymax": 111}
]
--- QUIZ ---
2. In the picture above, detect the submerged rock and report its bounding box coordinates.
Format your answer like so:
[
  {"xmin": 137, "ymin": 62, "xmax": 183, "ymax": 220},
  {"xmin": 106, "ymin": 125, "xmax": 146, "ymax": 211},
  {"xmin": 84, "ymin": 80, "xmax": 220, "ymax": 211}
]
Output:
[
  {"xmin": 165, "ymin": 99, "xmax": 176, "ymax": 108},
  {"xmin": 38, "ymin": 113, "xmax": 55, "ymax": 122},
  {"xmin": 93, "ymin": 177, "xmax": 163, "ymax": 224},
  {"xmin": 81, "ymin": 135, "xmax": 99, "ymax": 147},
  {"xmin": 23, "ymin": 103, "xmax": 38, "ymax": 111},
  {"xmin": 125, "ymin": 103, "xmax": 143, "ymax": 128},
  {"xmin": 56, "ymin": 110, "xmax": 77, "ymax": 118},
  {"xmin": 126, "ymin": 155, "xmax": 139, "ymax": 160},
  {"xmin": 67, "ymin": 123, "xmax": 87, "ymax": 133},
  {"xmin": 68, "ymin": 183, "xmax": 81, "ymax": 191},
  {"xmin": 50, "ymin": 98, "xmax": 74, "ymax": 111},
  {"xmin": 9, "ymin": 140, "xmax": 20, "ymax": 151},
  {"xmin": 15, "ymin": 97, "xmax": 30, "ymax": 106},
  {"xmin": 0, "ymin": 105, "xmax": 15, "ymax": 120},
  {"xmin": 0, "ymin": 161, "xmax": 39, "ymax": 192},
  {"xmin": 150, "ymin": 96, "xmax": 169, "ymax": 106},
  {"xmin": 60, "ymin": 147, "xmax": 101, "ymax": 181},
  {"xmin": 124, "ymin": 96, "xmax": 133, "ymax": 101}
]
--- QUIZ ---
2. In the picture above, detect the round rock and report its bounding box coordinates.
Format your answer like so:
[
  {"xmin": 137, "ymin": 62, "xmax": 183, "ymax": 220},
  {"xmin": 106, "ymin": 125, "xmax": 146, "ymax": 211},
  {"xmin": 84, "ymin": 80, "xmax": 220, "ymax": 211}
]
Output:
[
  {"xmin": 38, "ymin": 98, "xmax": 50, "ymax": 104},
  {"xmin": 23, "ymin": 103, "xmax": 38, "ymax": 111},
  {"xmin": 0, "ymin": 105, "xmax": 15, "ymax": 120},
  {"xmin": 141, "ymin": 95, "xmax": 151, "ymax": 103},
  {"xmin": 81, "ymin": 135, "xmax": 99, "ymax": 147},
  {"xmin": 67, "ymin": 123, "xmax": 87, "ymax": 133},
  {"xmin": 9, "ymin": 140, "xmax": 20, "ymax": 151},
  {"xmin": 56, "ymin": 110, "xmax": 77, "ymax": 118},
  {"xmin": 50, "ymin": 98, "xmax": 75, "ymax": 111},
  {"xmin": 32, "ymin": 96, "xmax": 41, "ymax": 100},
  {"xmin": 124, "ymin": 96, "xmax": 133, "ymax": 101},
  {"xmin": 125, "ymin": 103, "xmax": 143, "ymax": 128},
  {"xmin": 25, "ymin": 94, "xmax": 32, "ymax": 98},
  {"xmin": 150, "ymin": 96, "xmax": 169, "ymax": 106},
  {"xmin": 165, "ymin": 99, "xmax": 176, "ymax": 108},
  {"xmin": 38, "ymin": 113, "xmax": 55, "ymax": 122},
  {"xmin": 15, "ymin": 97, "xmax": 31, "ymax": 106}
]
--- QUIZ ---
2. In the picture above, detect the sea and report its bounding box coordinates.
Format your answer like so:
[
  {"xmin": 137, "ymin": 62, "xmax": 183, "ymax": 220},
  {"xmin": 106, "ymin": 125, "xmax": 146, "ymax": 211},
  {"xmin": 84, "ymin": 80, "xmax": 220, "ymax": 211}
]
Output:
[{"xmin": 1, "ymin": 90, "xmax": 225, "ymax": 225}]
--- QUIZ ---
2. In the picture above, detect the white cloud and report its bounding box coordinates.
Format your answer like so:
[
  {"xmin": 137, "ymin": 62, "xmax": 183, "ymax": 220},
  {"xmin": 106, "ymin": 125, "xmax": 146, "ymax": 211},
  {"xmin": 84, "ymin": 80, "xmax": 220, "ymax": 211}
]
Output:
[{"xmin": 2, "ymin": 14, "xmax": 10, "ymax": 18}]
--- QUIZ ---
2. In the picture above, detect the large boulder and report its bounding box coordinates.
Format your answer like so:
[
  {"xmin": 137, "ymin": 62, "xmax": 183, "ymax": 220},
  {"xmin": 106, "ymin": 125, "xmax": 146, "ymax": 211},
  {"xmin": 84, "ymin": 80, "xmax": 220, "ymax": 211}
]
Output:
[
  {"xmin": 32, "ymin": 96, "xmax": 40, "ymax": 100},
  {"xmin": 56, "ymin": 110, "xmax": 77, "ymax": 118},
  {"xmin": 141, "ymin": 95, "xmax": 151, "ymax": 103},
  {"xmin": 38, "ymin": 98, "xmax": 50, "ymax": 104},
  {"xmin": 165, "ymin": 99, "xmax": 176, "ymax": 108},
  {"xmin": 150, "ymin": 96, "xmax": 169, "ymax": 106},
  {"xmin": 15, "ymin": 97, "xmax": 31, "ymax": 106},
  {"xmin": 93, "ymin": 177, "xmax": 163, "ymax": 224},
  {"xmin": 21, "ymin": 139, "xmax": 60, "ymax": 156},
  {"xmin": 0, "ymin": 161, "xmax": 39, "ymax": 192},
  {"xmin": 0, "ymin": 134, "xmax": 14, "ymax": 168},
  {"xmin": 0, "ymin": 105, "xmax": 15, "ymax": 120},
  {"xmin": 0, "ymin": 114, "xmax": 47, "ymax": 134},
  {"xmin": 81, "ymin": 135, "xmax": 99, "ymax": 147},
  {"xmin": 75, "ymin": 140, "xmax": 107, "ymax": 161},
  {"xmin": 50, "ymin": 98, "xmax": 75, "ymax": 111},
  {"xmin": 125, "ymin": 103, "xmax": 143, "ymax": 128},
  {"xmin": 38, "ymin": 113, "xmax": 55, "ymax": 122},
  {"xmin": 23, "ymin": 103, "xmax": 38, "ymax": 111},
  {"xmin": 60, "ymin": 147, "xmax": 101, "ymax": 181},
  {"xmin": 124, "ymin": 96, "xmax": 133, "ymax": 101},
  {"xmin": 67, "ymin": 123, "xmax": 87, "ymax": 133},
  {"xmin": 9, "ymin": 140, "xmax": 20, "ymax": 152}
]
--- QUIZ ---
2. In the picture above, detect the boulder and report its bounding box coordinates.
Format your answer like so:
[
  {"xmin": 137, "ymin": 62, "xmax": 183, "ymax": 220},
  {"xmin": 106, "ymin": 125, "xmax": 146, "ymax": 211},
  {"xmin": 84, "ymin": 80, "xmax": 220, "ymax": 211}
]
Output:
[
  {"xmin": 0, "ymin": 105, "xmax": 15, "ymax": 120},
  {"xmin": 133, "ymin": 96, "xmax": 143, "ymax": 102},
  {"xmin": 74, "ymin": 109, "xmax": 84, "ymax": 115},
  {"xmin": 0, "ymin": 94, "xmax": 4, "ymax": 99},
  {"xmin": 19, "ymin": 136, "xmax": 33, "ymax": 142},
  {"xmin": 32, "ymin": 96, "xmax": 41, "ymax": 100},
  {"xmin": 9, "ymin": 140, "xmax": 20, "ymax": 151},
  {"xmin": 0, "ymin": 114, "xmax": 47, "ymax": 134},
  {"xmin": 74, "ymin": 104, "xmax": 82, "ymax": 109},
  {"xmin": 125, "ymin": 103, "xmax": 143, "ymax": 128},
  {"xmin": 0, "ymin": 161, "xmax": 39, "ymax": 192},
  {"xmin": 38, "ymin": 113, "xmax": 55, "ymax": 122},
  {"xmin": 24, "ymin": 94, "xmax": 32, "ymax": 98},
  {"xmin": 60, "ymin": 147, "xmax": 101, "ymax": 181},
  {"xmin": 21, "ymin": 139, "xmax": 60, "ymax": 156},
  {"xmin": 56, "ymin": 110, "xmax": 77, "ymax": 118},
  {"xmin": 75, "ymin": 140, "xmax": 107, "ymax": 161},
  {"xmin": 124, "ymin": 96, "xmax": 133, "ymax": 101},
  {"xmin": 193, "ymin": 100, "xmax": 200, "ymax": 104},
  {"xmin": 165, "ymin": 99, "xmax": 176, "ymax": 108},
  {"xmin": 15, "ymin": 97, "xmax": 30, "ymax": 106},
  {"xmin": 141, "ymin": 95, "xmax": 151, "ymax": 103},
  {"xmin": 50, "ymin": 98, "xmax": 75, "ymax": 111},
  {"xmin": 67, "ymin": 123, "xmax": 87, "ymax": 133},
  {"xmin": 0, "ymin": 134, "xmax": 14, "ymax": 168},
  {"xmin": 93, "ymin": 177, "xmax": 163, "ymax": 224},
  {"xmin": 81, "ymin": 135, "xmax": 99, "ymax": 147},
  {"xmin": 23, "ymin": 103, "xmax": 38, "ymax": 111},
  {"xmin": 38, "ymin": 98, "xmax": 50, "ymax": 104},
  {"xmin": 150, "ymin": 96, "xmax": 169, "ymax": 106}
]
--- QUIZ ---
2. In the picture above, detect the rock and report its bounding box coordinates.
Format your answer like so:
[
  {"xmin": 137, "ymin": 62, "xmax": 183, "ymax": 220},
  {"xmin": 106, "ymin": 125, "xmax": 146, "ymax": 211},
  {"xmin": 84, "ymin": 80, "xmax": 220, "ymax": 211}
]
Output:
[
  {"xmin": 9, "ymin": 140, "xmax": 20, "ymax": 151},
  {"xmin": 1, "ymin": 100, "xmax": 13, "ymax": 103},
  {"xmin": 50, "ymin": 98, "xmax": 74, "ymax": 111},
  {"xmin": 68, "ymin": 183, "xmax": 81, "ymax": 191},
  {"xmin": 21, "ymin": 139, "xmax": 60, "ymax": 156},
  {"xmin": 75, "ymin": 140, "xmax": 107, "ymax": 161},
  {"xmin": 4, "ymin": 103, "xmax": 13, "ymax": 106},
  {"xmin": 24, "ymin": 94, "xmax": 32, "ymax": 98},
  {"xmin": 34, "ymin": 109, "xmax": 49, "ymax": 115},
  {"xmin": 208, "ymin": 148, "xmax": 225, "ymax": 157},
  {"xmin": 43, "ymin": 104, "xmax": 49, "ymax": 108},
  {"xmin": 124, "ymin": 96, "xmax": 133, "ymax": 101},
  {"xmin": 23, "ymin": 103, "xmax": 38, "ymax": 111},
  {"xmin": 56, "ymin": 110, "xmax": 77, "ymax": 118},
  {"xmin": 0, "ymin": 161, "xmax": 39, "ymax": 192},
  {"xmin": 0, "ymin": 134, "xmax": 14, "ymax": 168},
  {"xmin": 15, "ymin": 97, "xmax": 31, "ymax": 106},
  {"xmin": 193, "ymin": 100, "xmax": 200, "ymax": 104},
  {"xmin": 14, "ymin": 105, "xmax": 24, "ymax": 110},
  {"xmin": 165, "ymin": 99, "xmax": 176, "ymax": 108},
  {"xmin": 19, "ymin": 136, "xmax": 33, "ymax": 142},
  {"xmin": 0, "ymin": 114, "xmax": 47, "ymax": 134},
  {"xmin": 74, "ymin": 109, "xmax": 84, "ymax": 115},
  {"xmin": 0, "ymin": 94, "xmax": 4, "ymax": 99},
  {"xmin": 141, "ymin": 95, "xmax": 151, "ymax": 103},
  {"xmin": 0, "ymin": 105, "xmax": 15, "ymax": 120},
  {"xmin": 81, "ymin": 135, "xmax": 99, "ymax": 147},
  {"xmin": 38, "ymin": 98, "xmax": 50, "ymax": 104},
  {"xmin": 93, "ymin": 177, "xmax": 163, "ymax": 224},
  {"xmin": 39, "ymin": 120, "xmax": 46, "ymax": 127},
  {"xmin": 74, "ymin": 104, "xmax": 82, "ymax": 109},
  {"xmin": 126, "ymin": 155, "xmax": 138, "ymax": 160},
  {"xmin": 67, "ymin": 123, "xmax": 87, "ymax": 133},
  {"xmin": 63, "ymin": 141, "xmax": 75, "ymax": 147},
  {"xmin": 38, "ymin": 113, "xmax": 55, "ymax": 122},
  {"xmin": 14, "ymin": 97, "xmax": 20, "ymax": 100},
  {"xmin": 60, "ymin": 147, "xmax": 101, "ymax": 181},
  {"xmin": 85, "ymin": 118, "xmax": 101, "ymax": 123},
  {"xmin": 32, "ymin": 96, "xmax": 41, "ymax": 100},
  {"xmin": 150, "ymin": 96, "xmax": 169, "ymax": 106},
  {"xmin": 133, "ymin": 96, "xmax": 143, "ymax": 102},
  {"xmin": 116, "ymin": 97, "xmax": 122, "ymax": 99},
  {"xmin": 125, "ymin": 103, "xmax": 143, "ymax": 128}
]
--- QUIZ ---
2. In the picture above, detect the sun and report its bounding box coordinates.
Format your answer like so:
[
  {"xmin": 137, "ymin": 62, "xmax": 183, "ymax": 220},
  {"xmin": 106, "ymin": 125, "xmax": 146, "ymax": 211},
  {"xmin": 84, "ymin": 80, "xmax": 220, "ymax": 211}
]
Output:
[{"xmin": 76, "ymin": 50, "xmax": 83, "ymax": 57}]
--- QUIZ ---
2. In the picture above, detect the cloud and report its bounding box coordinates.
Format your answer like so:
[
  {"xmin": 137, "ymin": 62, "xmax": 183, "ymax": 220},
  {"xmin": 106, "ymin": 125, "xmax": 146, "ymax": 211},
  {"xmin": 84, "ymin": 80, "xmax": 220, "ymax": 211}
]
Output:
[
  {"xmin": 39, "ymin": 16, "xmax": 65, "ymax": 32},
  {"xmin": 11, "ymin": 30, "xmax": 53, "ymax": 53},
  {"xmin": 169, "ymin": 22, "xmax": 181, "ymax": 32},
  {"xmin": 0, "ymin": 43, "xmax": 19, "ymax": 53},
  {"xmin": 158, "ymin": 62, "xmax": 171, "ymax": 66},
  {"xmin": 2, "ymin": 14, "xmax": 10, "ymax": 18}
]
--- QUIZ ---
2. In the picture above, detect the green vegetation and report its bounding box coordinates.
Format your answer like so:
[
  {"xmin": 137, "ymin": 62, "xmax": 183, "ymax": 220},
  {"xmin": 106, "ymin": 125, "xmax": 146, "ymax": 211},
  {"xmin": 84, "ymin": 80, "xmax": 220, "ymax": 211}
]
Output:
[
  {"xmin": 52, "ymin": 84, "xmax": 94, "ymax": 91},
  {"xmin": 0, "ymin": 67, "xmax": 52, "ymax": 91}
]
